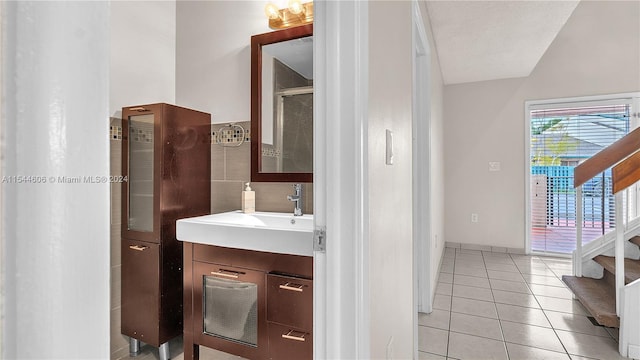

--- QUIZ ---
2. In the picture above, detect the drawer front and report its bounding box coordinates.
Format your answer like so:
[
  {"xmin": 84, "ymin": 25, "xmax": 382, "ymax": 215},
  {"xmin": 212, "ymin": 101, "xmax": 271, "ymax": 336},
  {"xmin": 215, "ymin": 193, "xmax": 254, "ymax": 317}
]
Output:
[
  {"xmin": 268, "ymin": 322, "xmax": 312, "ymax": 360},
  {"xmin": 266, "ymin": 274, "xmax": 312, "ymax": 330}
]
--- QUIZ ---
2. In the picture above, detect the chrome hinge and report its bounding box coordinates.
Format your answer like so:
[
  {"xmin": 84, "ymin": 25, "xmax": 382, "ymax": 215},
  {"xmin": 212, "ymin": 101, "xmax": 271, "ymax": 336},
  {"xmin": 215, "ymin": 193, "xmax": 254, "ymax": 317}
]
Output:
[{"xmin": 314, "ymin": 227, "xmax": 326, "ymax": 252}]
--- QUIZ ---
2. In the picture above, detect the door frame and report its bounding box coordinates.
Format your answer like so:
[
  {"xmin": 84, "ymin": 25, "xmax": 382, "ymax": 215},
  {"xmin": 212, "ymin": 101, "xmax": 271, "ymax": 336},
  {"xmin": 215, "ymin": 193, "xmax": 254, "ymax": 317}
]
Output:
[{"xmin": 313, "ymin": 1, "xmax": 370, "ymax": 358}]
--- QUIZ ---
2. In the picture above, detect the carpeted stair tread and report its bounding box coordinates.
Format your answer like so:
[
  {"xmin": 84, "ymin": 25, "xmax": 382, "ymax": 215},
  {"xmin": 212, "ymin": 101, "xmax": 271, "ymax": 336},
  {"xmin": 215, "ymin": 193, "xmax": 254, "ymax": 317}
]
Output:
[
  {"xmin": 562, "ymin": 275, "xmax": 619, "ymax": 328},
  {"xmin": 593, "ymin": 255, "xmax": 640, "ymax": 284},
  {"xmin": 630, "ymin": 236, "xmax": 640, "ymax": 248}
]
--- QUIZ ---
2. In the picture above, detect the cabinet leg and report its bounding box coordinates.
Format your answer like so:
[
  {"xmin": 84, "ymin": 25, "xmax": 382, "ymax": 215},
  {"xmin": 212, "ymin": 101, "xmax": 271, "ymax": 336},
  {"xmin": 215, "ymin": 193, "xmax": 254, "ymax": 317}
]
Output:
[
  {"xmin": 159, "ymin": 342, "xmax": 170, "ymax": 360},
  {"xmin": 129, "ymin": 338, "xmax": 140, "ymax": 357}
]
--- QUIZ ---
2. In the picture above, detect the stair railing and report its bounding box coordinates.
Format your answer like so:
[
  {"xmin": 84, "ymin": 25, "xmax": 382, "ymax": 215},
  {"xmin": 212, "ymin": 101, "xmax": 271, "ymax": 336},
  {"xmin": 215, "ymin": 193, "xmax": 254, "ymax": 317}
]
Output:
[{"xmin": 574, "ymin": 126, "xmax": 640, "ymax": 315}]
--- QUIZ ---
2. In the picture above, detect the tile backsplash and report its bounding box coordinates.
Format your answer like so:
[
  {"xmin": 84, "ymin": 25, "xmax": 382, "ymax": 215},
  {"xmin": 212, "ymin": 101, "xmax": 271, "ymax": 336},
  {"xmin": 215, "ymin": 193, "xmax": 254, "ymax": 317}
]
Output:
[{"xmin": 211, "ymin": 121, "xmax": 313, "ymax": 215}]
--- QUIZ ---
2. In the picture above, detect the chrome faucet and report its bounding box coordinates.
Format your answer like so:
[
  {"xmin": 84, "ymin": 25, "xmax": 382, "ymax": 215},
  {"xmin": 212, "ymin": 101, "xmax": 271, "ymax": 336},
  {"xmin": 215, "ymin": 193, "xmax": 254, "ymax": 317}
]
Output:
[{"xmin": 287, "ymin": 183, "xmax": 303, "ymax": 216}]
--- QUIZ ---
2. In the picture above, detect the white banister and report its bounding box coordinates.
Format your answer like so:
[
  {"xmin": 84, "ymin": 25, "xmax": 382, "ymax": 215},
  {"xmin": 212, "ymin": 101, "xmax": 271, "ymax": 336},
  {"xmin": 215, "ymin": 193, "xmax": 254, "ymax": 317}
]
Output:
[
  {"xmin": 615, "ymin": 191, "xmax": 625, "ymax": 315},
  {"xmin": 575, "ymin": 185, "xmax": 583, "ymax": 277}
]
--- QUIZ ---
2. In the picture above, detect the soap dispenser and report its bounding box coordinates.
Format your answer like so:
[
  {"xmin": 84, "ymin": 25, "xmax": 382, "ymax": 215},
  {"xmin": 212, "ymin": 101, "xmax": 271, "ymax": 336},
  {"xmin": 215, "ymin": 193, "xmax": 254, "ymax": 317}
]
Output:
[{"xmin": 242, "ymin": 182, "xmax": 255, "ymax": 213}]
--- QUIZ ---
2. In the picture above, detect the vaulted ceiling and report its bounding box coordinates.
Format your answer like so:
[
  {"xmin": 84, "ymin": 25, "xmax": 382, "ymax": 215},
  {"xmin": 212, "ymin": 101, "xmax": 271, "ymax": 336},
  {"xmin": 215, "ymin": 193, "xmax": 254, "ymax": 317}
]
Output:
[{"xmin": 425, "ymin": 1, "xmax": 580, "ymax": 85}]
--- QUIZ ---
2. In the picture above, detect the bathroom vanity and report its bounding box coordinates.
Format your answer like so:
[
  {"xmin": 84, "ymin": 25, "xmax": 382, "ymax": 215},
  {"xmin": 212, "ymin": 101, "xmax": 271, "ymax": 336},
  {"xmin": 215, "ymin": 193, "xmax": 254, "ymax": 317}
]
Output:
[
  {"xmin": 177, "ymin": 211, "xmax": 314, "ymax": 360},
  {"xmin": 121, "ymin": 103, "xmax": 211, "ymax": 358}
]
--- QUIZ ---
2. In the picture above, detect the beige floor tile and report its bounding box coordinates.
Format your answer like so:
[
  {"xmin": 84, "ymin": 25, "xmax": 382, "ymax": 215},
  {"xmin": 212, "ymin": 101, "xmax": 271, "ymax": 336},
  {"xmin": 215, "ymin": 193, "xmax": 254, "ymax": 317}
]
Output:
[
  {"xmin": 447, "ymin": 332, "xmax": 508, "ymax": 360},
  {"xmin": 418, "ymin": 326, "xmax": 449, "ymax": 356},
  {"xmin": 485, "ymin": 262, "xmax": 520, "ymax": 273},
  {"xmin": 449, "ymin": 312, "xmax": 503, "ymax": 341},
  {"xmin": 536, "ymin": 296, "xmax": 588, "ymax": 315},
  {"xmin": 512, "ymin": 257, "xmax": 546, "ymax": 265},
  {"xmin": 556, "ymin": 330, "xmax": 627, "ymax": 360},
  {"xmin": 441, "ymin": 262, "xmax": 454, "ymax": 274},
  {"xmin": 487, "ymin": 270, "xmax": 525, "ymax": 282},
  {"xmin": 454, "ymin": 266, "xmax": 488, "ymax": 278},
  {"xmin": 569, "ymin": 355, "xmax": 601, "ymax": 360},
  {"xmin": 452, "ymin": 284, "xmax": 494, "ymax": 302},
  {"xmin": 528, "ymin": 283, "xmax": 573, "ymax": 299},
  {"xmin": 451, "ymin": 297, "xmax": 498, "ymax": 319},
  {"xmin": 505, "ymin": 342, "xmax": 570, "ymax": 360},
  {"xmin": 518, "ymin": 266, "xmax": 557, "ymax": 277},
  {"xmin": 492, "ymin": 290, "xmax": 541, "ymax": 309},
  {"xmin": 484, "ymin": 256, "xmax": 517, "ymax": 265},
  {"xmin": 551, "ymin": 269, "xmax": 573, "ymax": 277},
  {"xmin": 489, "ymin": 279, "xmax": 532, "ymax": 294},
  {"xmin": 454, "ymin": 261, "xmax": 486, "ymax": 270},
  {"xmin": 453, "ymin": 274, "xmax": 491, "ymax": 288},
  {"xmin": 500, "ymin": 321, "xmax": 565, "ymax": 353},
  {"xmin": 439, "ymin": 272, "xmax": 454, "ymax": 284},
  {"xmin": 522, "ymin": 274, "xmax": 566, "ymax": 287},
  {"xmin": 433, "ymin": 294, "xmax": 452, "ymax": 311},
  {"xmin": 495, "ymin": 303, "xmax": 551, "ymax": 328},
  {"xmin": 436, "ymin": 282, "xmax": 453, "ymax": 296},
  {"xmin": 544, "ymin": 310, "xmax": 610, "ymax": 337},
  {"xmin": 418, "ymin": 351, "xmax": 447, "ymax": 360},
  {"xmin": 419, "ymin": 309, "xmax": 451, "ymax": 330}
]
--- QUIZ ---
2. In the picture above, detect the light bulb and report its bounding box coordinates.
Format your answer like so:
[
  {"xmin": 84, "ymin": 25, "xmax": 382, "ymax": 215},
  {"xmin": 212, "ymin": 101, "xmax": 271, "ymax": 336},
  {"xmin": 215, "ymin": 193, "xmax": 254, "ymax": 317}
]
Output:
[
  {"xmin": 265, "ymin": 2, "xmax": 280, "ymax": 20},
  {"xmin": 288, "ymin": 0, "xmax": 304, "ymax": 15}
]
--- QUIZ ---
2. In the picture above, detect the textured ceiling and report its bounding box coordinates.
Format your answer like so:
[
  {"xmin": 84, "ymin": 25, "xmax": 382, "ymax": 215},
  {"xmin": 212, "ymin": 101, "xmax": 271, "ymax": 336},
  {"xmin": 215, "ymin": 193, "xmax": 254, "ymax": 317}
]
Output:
[{"xmin": 426, "ymin": 1, "xmax": 580, "ymax": 85}]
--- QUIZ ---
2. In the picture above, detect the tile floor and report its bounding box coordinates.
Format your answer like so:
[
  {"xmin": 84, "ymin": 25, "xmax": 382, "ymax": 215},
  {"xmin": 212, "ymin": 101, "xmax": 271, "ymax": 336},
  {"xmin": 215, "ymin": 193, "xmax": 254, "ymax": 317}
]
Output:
[{"xmin": 418, "ymin": 247, "xmax": 624, "ymax": 360}]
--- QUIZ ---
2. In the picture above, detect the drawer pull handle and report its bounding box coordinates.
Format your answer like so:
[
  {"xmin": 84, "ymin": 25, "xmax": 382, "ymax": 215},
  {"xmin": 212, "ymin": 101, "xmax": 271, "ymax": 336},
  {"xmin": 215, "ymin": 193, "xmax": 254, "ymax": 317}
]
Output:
[
  {"xmin": 282, "ymin": 330, "xmax": 307, "ymax": 342},
  {"xmin": 279, "ymin": 283, "xmax": 304, "ymax": 292},
  {"xmin": 129, "ymin": 245, "xmax": 148, "ymax": 251},
  {"xmin": 210, "ymin": 270, "xmax": 240, "ymax": 279},
  {"xmin": 129, "ymin": 107, "xmax": 148, "ymax": 112}
]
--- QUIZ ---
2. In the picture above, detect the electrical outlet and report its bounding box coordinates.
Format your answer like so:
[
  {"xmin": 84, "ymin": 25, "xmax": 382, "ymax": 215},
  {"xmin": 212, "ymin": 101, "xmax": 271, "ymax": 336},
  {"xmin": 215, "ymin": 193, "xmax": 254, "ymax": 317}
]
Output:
[{"xmin": 471, "ymin": 213, "xmax": 479, "ymax": 223}]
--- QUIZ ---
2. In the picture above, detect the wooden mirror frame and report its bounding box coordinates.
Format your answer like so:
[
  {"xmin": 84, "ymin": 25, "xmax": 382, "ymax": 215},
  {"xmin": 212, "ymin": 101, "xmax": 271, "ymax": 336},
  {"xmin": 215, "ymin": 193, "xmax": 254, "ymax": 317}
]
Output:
[{"xmin": 251, "ymin": 24, "xmax": 313, "ymax": 183}]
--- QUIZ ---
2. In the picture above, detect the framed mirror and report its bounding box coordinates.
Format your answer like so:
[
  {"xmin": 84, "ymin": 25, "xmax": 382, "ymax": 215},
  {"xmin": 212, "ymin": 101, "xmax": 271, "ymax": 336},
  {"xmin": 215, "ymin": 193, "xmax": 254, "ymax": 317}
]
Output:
[{"xmin": 251, "ymin": 24, "xmax": 313, "ymax": 183}]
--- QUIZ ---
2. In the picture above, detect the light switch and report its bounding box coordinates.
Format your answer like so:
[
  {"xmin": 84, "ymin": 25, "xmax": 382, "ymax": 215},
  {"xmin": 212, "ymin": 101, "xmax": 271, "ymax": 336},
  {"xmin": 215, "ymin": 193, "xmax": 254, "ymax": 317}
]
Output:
[
  {"xmin": 386, "ymin": 129, "xmax": 394, "ymax": 165},
  {"xmin": 489, "ymin": 161, "xmax": 501, "ymax": 172}
]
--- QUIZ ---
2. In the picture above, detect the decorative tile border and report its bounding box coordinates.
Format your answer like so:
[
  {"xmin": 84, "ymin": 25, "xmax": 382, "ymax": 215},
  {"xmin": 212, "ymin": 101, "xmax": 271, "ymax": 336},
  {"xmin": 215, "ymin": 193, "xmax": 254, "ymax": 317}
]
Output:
[
  {"xmin": 211, "ymin": 124, "xmax": 251, "ymax": 145},
  {"xmin": 261, "ymin": 147, "xmax": 281, "ymax": 158},
  {"xmin": 110, "ymin": 125, "xmax": 122, "ymax": 140}
]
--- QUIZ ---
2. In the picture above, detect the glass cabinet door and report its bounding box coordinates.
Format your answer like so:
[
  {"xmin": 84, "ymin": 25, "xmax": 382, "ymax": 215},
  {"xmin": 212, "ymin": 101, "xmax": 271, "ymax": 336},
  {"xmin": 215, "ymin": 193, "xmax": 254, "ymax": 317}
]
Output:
[{"xmin": 128, "ymin": 114, "xmax": 154, "ymax": 232}]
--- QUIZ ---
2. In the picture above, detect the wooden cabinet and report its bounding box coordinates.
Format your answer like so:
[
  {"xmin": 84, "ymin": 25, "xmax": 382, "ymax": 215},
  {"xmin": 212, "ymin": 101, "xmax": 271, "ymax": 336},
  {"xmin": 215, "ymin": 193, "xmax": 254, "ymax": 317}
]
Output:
[
  {"xmin": 183, "ymin": 244, "xmax": 313, "ymax": 360},
  {"xmin": 266, "ymin": 274, "xmax": 313, "ymax": 359},
  {"xmin": 121, "ymin": 103, "xmax": 210, "ymax": 355}
]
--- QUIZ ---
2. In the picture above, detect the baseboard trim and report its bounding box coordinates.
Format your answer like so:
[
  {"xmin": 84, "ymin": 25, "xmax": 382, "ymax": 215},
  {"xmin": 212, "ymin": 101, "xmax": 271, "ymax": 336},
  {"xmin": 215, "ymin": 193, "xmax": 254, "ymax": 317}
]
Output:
[{"xmin": 445, "ymin": 242, "xmax": 525, "ymax": 255}]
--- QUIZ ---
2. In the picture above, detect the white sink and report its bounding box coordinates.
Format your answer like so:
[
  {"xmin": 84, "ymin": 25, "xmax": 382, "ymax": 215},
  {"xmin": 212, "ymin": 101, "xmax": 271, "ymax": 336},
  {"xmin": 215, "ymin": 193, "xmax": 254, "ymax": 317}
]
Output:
[{"xmin": 176, "ymin": 211, "xmax": 314, "ymax": 256}]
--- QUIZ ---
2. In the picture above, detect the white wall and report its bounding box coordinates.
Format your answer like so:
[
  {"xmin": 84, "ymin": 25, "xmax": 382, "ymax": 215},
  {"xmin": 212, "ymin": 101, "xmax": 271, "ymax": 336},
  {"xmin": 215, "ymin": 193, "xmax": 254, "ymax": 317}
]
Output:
[
  {"xmin": 368, "ymin": 2, "xmax": 415, "ymax": 358},
  {"xmin": 176, "ymin": 1, "xmax": 271, "ymax": 124},
  {"xmin": 444, "ymin": 0, "xmax": 640, "ymax": 250},
  {"xmin": 110, "ymin": 1, "xmax": 176, "ymax": 116},
  {"xmin": 2, "ymin": 2, "xmax": 110, "ymax": 358}
]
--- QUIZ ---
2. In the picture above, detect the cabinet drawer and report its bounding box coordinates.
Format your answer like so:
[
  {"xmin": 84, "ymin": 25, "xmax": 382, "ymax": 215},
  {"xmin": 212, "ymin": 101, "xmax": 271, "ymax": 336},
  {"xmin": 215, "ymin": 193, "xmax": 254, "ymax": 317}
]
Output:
[
  {"xmin": 266, "ymin": 274, "xmax": 312, "ymax": 330},
  {"xmin": 268, "ymin": 322, "xmax": 312, "ymax": 360},
  {"xmin": 121, "ymin": 239, "xmax": 160, "ymax": 344}
]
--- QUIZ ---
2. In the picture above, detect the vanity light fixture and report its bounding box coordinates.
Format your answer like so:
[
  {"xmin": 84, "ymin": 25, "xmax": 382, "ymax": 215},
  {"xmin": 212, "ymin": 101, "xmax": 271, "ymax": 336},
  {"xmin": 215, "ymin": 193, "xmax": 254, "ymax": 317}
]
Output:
[{"xmin": 264, "ymin": 0, "xmax": 313, "ymax": 30}]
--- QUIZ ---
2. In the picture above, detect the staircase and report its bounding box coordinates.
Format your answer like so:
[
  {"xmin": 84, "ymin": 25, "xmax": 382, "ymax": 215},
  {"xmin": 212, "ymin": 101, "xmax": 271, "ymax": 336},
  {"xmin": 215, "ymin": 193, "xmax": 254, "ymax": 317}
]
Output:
[
  {"xmin": 561, "ymin": 126, "xmax": 640, "ymax": 358},
  {"xmin": 562, "ymin": 236, "xmax": 640, "ymax": 328}
]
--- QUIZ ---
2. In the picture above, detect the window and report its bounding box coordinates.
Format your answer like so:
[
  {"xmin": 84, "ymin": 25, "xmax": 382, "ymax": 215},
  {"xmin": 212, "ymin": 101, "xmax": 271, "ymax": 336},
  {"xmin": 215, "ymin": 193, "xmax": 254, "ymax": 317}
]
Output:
[{"xmin": 527, "ymin": 94, "xmax": 640, "ymax": 254}]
